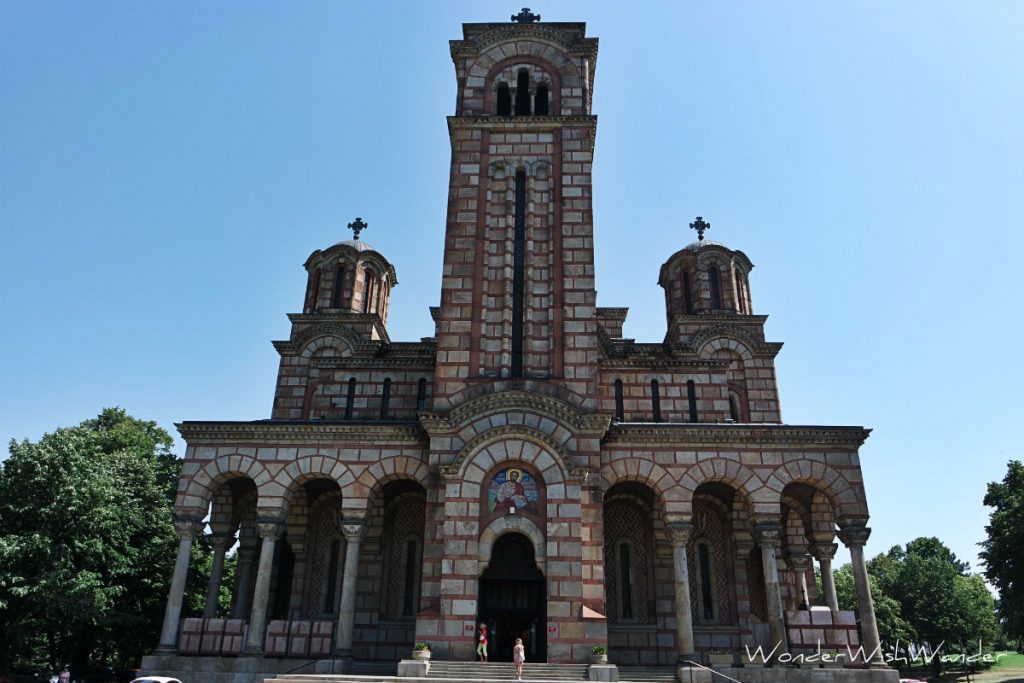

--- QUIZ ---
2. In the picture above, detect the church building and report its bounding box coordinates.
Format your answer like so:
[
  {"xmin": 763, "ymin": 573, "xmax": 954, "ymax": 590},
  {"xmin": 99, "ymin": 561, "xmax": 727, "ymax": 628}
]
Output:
[{"xmin": 146, "ymin": 11, "xmax": 894, "ymax": 683}]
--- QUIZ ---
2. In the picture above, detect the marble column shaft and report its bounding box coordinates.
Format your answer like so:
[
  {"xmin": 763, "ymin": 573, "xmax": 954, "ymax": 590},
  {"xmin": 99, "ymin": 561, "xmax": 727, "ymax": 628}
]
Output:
[
  {"xmin": 335, "ymin": 520, "xmax": 366, "ymax": 657},
  {"xmin": 245, "ymin": 520, "xmax": 284, "ymax": 653},
  {"xmin": 156, "ymin": 517, "xmax": 203, "ymax": 651},
  {"xmin": 232, "ymin": 544, "xmax": 258, "ymax": 619},
  {"xmin": 667, "ymin": 523, "xmax": 696, "ymax": 662},
  {"xmin": 754, "ymin": 525, "xmax": 788, "ymax": 653},
  {"xmin": 810, "ymin": 543, "xmax": 840, "ymax": 612},
  {"xmin": 838, "ymin": 527, "xmax": 883, "ymax": 666},
  {"xmin": 204, "ymin": 533, "xmax": 234, "ymax": 618}
]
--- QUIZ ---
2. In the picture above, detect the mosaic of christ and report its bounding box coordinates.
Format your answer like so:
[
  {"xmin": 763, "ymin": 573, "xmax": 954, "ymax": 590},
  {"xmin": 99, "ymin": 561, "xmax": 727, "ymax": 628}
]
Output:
[{"xmin": 487, "ymin": 467, "xmax": 539, "ymax": 514}]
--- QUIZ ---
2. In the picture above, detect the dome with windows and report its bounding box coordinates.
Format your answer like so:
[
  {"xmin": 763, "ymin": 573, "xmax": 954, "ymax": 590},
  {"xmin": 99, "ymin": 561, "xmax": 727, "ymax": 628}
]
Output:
[{"xmin": 659, "ymin": 219, "xmax": 755, "ymax": 317}]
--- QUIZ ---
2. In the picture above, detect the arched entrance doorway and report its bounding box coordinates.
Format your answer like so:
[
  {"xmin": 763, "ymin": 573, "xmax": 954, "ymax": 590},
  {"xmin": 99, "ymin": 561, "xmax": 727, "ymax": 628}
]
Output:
[{"xmin": 478, "ymin": 532, "xmax": 546, "ymax": 662}]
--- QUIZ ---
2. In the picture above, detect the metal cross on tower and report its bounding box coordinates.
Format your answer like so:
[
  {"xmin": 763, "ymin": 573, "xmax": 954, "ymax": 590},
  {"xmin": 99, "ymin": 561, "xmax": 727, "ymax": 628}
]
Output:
[
  {"xmin": 348, "ymin": 217, "xmax": 368, "ymax": 240},
  {"xmin": 689, "ymin": 216, "xmax": 711, "ymax": 242},
  {"xmin": 511, "ymin": 7, "xmax": 541, "ymax": 23}
]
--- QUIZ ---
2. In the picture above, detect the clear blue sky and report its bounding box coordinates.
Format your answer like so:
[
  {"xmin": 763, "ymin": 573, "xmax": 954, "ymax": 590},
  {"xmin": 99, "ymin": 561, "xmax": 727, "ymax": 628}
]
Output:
[{"xmin": 2, "ymin": 1, "xmax": 1022, "ymax": 573}]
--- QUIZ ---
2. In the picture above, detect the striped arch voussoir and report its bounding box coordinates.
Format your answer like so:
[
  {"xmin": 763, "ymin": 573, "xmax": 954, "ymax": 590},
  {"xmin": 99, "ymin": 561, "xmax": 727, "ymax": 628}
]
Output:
[
  {"xmin": 177, "ymin": 454, "xmax": 272, "ymax": 516},
  {"xmin": 352, "ymin": 456, "xmax": 432, "ymax": 498},
  {"xmin": 775, "ymin": 461, "xmax": 864, "ymax": 520}
]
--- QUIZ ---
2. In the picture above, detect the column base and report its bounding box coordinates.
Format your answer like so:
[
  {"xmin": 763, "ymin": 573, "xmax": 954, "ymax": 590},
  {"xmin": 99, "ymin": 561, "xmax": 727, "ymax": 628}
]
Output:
[
  {"xmin": 152, "ymin": 645, "xmax": 177, "ymax": 655},
  {"xmin": 677, "ymin": 654, "xmax": 699, "ymax": 666},
  {"xmin": 242, "ymin": 645, "xmax": 264, "ymax": 656}
]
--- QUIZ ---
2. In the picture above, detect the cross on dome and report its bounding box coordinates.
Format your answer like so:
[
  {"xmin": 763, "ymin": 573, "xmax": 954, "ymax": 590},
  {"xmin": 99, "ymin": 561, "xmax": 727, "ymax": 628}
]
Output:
[
  {"xmin": 689, "ymin": 216, "xmax": 711, "ymax": 242},
  {"xmin": 348, "ymin": 216, "xmax": 368, "ymax": 241},
  {"xmin": 511, "ymin": 7, "xmax": 541, "ymax": 23}
]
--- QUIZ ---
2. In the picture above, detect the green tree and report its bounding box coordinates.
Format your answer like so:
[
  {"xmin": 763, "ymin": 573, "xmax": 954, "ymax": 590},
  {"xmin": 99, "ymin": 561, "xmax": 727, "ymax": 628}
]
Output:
[
  {"xmin": 981, "ymin": 460, "xmax": 1024, "ymax": 642},
  {"xmin": 0, "ymin": 409, "xmax": 208, "ymax": 672},
  {"xmin": 833, "ymin": 563, "xmax": 915, "ymax": 645}
]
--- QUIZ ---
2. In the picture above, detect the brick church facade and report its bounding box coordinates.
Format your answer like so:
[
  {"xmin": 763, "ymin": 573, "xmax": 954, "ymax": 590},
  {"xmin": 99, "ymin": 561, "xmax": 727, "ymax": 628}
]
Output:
[{"xmin": 150, "ymin": 12, "xmax": 892, "ymax": 680}]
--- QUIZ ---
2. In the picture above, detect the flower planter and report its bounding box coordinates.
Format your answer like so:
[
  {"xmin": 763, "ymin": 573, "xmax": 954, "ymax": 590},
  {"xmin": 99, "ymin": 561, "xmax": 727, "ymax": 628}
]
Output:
[
  {"xmin": 591, "ymin": 654, "xmax": 608, "ymax": 665},
  {"xmin": 412, "ymin": 649, "xmax": 431, "ymax": 661}
]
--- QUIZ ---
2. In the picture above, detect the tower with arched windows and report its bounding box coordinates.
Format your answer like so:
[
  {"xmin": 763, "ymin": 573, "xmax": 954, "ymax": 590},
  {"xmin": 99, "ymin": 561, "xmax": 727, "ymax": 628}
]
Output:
[{"xmin": 146, "ymin": 12, "xmax": 894, "ymax": 683}]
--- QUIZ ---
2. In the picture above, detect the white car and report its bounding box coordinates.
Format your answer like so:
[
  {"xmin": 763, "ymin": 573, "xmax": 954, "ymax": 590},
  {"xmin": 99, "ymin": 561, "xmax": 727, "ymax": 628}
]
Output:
[{"xmin": 130, "ymin": 678, "xmax": 183, "ymax": 683}]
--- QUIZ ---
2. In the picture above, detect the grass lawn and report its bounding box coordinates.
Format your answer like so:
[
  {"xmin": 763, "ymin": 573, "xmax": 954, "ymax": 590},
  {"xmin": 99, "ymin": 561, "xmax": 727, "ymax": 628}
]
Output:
[{"xmin": 992, "ymin": 651, "xmax": 1024, "ymax": 670}]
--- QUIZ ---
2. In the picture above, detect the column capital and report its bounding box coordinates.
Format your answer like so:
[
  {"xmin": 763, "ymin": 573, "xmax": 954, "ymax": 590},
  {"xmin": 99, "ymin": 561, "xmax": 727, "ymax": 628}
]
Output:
[
  {"xmin": 809, "ymin": 542, "xmax": 839, "ymax": 561},
  {"xmin": 753, "ymin": 523, "xmax": 783, "ymax": 547},
  {"xmin": 256, "ymin": 519, "xmax": 285, "ymax": 540},
  {"xmin": 173, "ymin": 516, "xmax": 204, "ymax": 539},
  {"xmin": 837, "ymin": 526, "xmax": 872, "ymax": 548},
  {"xmin": 666, "ymin": 522, "xmax": 694, "ymax": 546},
  {"xmin": 787, "ymin": 553, "xmax": 813, "ymax": 573},
  {"xmin": 342, "ymin": 520, "xmax": 367, "ymax": 542},
  {"xmin": 208, "ymin": 532, "xmax": 236, "ymax": 551}
]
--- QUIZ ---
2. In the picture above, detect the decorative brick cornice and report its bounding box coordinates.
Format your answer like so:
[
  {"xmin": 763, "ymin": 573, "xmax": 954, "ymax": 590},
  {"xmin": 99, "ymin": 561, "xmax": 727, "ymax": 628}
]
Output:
[
  {"xmin": 601, "ymin": 423, "xmax": 871, "ymax": 448},
  {"xmin": 420, "ymin": 389, "xmax": 610, "ymax": 437},
  {"xmin": 599, "ymin": 352, "xmax": 732, "ymax": 370},
  {"xmin": 688, "ymin": 325, "xmax": 782, "ymax": 358},
  {"xmin": 176, "ymin": 420, "xmax": 427, "ymax": 445},
  {"xmin": 448, "ymin": 115, "xmax": 597, "ymax": 136},
  {"xmin": 452, "ymin": 24, "xmax": 597, "ymax": 59}
]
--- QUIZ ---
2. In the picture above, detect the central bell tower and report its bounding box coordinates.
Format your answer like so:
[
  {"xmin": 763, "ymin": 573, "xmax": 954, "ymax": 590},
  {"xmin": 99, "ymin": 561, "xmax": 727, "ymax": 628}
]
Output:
[{"xmin": 433, "ymin": 14, "xmax": 600, "ymax": 410}]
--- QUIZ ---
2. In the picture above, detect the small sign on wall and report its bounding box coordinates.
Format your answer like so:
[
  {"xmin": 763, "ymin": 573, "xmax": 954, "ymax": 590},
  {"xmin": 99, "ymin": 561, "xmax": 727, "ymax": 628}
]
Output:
[
  {"xmin": 464, "ymin": 621, "xmax": 476, "ymax": 635},
  {"xmin": 548, "ymin": 624, "xmax": 558, "ymax": 636}
]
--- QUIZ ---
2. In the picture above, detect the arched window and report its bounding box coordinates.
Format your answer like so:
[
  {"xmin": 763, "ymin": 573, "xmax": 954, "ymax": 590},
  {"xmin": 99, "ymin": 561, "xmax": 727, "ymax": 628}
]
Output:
[
  {"xmin": 309, "ymin": 268, "xmax": 321, "ymax": 312},
  {"xmin": 380, "ymin": 378, "xmax": 391, "ymax": 419},
  {"xmin": 618, "ymin": 542, "xmax": 634, "ymax": 620},
  {"xmin": 614, "ymin": 379, "xmax": 624, "ymax": 421},
  {"xmin": 534, "ymin": 83, "xmax": 549, "ymax": 115},
  {"xmin": 403, "ymin": 538, "xmax": 419, "ymax": 617},
  {"xmin": 651, "ymin": 379, "xmax": 661, "ymax": 422},
  {"xmin": 511, "ymin": 169, "xmax": 526, "ymax": 377},
  {"xmin": 362, "ymin": 269, "xmax": 376, "ymax": 313},
  {"xmin": 514, "ymin": 68, "xmax": 531, "ymax": 115},
  {"xmin": 687, "ymin": 380, "xmax": 698, "ymax": 423},
  {"xmin": 496, "ymin": 82, "xmax": 512, "ymax": 115},
  {"xmin": 682, "ymin": 271, "xmax": 694, "ymax": 314},
  {"xmin": 324, "ymin": 538, "xmax": 341, "ymax": 613},
  {"xmin": 709, "ymin": 267, "xmax": 722, "ymax": 310},
  {"xmin": 331, "ymin": 265, "xmax": 345, "ymax": 309},
  {"xmin": 697, "ymin": 541, "xmax": 715, "ymax": 620},
  {"xmin": 416, "ymin": 378, "xmax": 428, "ymax": 411},
  {"xmin": 345, "ymin": 377, "xmax": 357, "ymax": 420},
  {"xmin": 729, "ymin": 391, "xmax": 741, "ymax": 421}
]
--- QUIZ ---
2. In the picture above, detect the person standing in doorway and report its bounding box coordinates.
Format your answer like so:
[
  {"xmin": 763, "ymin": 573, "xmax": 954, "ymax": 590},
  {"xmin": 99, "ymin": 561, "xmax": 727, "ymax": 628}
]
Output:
[
  {"xmin": 476, "ymin": 623, "xmax": 488, "ymax": 662},
  {"xmin": 513, "ymin": 637, "xmax": 526, "ymax": 679}
]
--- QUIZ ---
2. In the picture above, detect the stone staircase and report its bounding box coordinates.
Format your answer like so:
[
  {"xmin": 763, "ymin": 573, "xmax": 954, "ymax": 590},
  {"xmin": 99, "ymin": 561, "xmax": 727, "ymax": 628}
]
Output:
[
  {"xmin": 428, "ymin": 662, "xmax": 592, "ymax": 680},
  {"xmin": 616, "ymin": 667, "xmax": 677, "ymax": 683}
]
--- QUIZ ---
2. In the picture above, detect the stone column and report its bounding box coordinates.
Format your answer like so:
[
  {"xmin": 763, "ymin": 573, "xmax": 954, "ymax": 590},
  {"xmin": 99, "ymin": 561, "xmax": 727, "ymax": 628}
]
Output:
[
  {"xmin": 335, "ymin": 519, "xmax": 366, "ymax": 659},
  {"xmin": 244, "ymin": 520, "xmax": 284, "ymax": 654},
  {"xmin": 787, "ymin": 553, "xmax": 812, "ymax": 610},
  {"xmin": 204, "ymin": 533, "xmax": 234, "ymax": 618},
  {"xmin": 667, "ymin": 522, "xmax": 696, "ymax": 663},
  {"xmin": 156, "ymin": 516, "xmax": 203, "ymax": 652},
  {"xmin": 753, "ymin": 524, "xmax": 788, "ymax": 655},
  {"xmin": 837, "ymin": 526, "xmax": 884, "ymax": 667},
  {"xmin": 810, "ymin": 543, "xmax": 839, "ymax": 612},
  {"xmin": 232, "ymin": 543, "xmax": 258, "ymax": 619}
]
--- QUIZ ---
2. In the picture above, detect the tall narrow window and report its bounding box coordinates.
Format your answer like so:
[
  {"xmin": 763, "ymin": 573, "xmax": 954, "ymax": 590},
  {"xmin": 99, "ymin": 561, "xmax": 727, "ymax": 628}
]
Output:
[
  {"xmin": 324, "ymin": 539, "xmax": 341, "ymax": 613},
  {"xmin": 380, "ymin": 378, "xmax": 391, "ymax": 419},
  {"xmin": 651, "ymin": 379, "xmax": 661, "ymax": 422},
  {"xmin": 614, "ymin": 379, "xmax": 624, "ymax": 421},
  {"xmin": 698, "ymin": 542, "xmax": 714, "ymax": 620},
  {"xmin": 345, "ymin": 377, "xmax": 357, "ymax": 420},
  {"xmin": 511, "ymin": 170, "xmax": 526, "ymax": 377},
  {"xmin": 310, "ymin": 268, "xmax": 321, "ymax": 312},
  {"xmin": 331, "ymin": 265, "xmax": 345, "ymax": 309},
  {"xmin": 709, "ymin": 267, "xmax": 722, "ymax": 310},
  {"xmin": 682, "ymin": 271, "xmax": 694, "ymax": 314},
  {"xmin": 534, "ymin": 84, "xmax": 549, "ymax": 115},
  {"xmin": 687, "ymin": 380, "xmax": 698, "ymax": 423},
  {"xmin": 514, "ymin": 69, "xmax": 531, "ymax": 115},
  {"xmin": 416, "ymin": 378, "xmax": 428, "ymax": 411},
  {"xmin": 362, "ymin": 269, "xmax": 376, "ymax": 313},
  {"xmin": 403, "ymin": 540, "xmax": 418, "ymax": 617},
  {"xmin": 496, "ymin": 82, "xmax": 511, "ymax": 115},
  {"xmin": 619, "ymin": 542, "xmax": 633, "ymax": 620}
]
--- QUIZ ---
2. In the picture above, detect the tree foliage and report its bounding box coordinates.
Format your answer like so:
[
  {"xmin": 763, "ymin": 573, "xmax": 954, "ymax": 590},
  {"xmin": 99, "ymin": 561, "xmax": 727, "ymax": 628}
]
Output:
[
  {"xmin": 833, "ymin": 536, "xmax": 998, "ymax": 664},
  {"xmin": 980, "ymin": 460, "xmax": 1024, "ymax": 642},
  {"xmin": 0, "ymin": 409, "xmax": 208, "ymax": 672}
]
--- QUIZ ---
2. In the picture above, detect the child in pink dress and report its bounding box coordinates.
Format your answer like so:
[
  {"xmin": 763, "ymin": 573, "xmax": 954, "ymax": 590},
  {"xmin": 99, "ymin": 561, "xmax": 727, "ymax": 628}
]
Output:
[{"xmin": 513, "ymin": 637, "xmax": 526, "ymax": 679}]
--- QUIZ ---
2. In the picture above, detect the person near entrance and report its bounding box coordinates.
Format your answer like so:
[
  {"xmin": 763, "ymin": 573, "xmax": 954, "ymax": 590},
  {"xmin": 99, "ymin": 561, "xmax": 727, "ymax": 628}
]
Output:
[
  {"xmin": 476, "ymin": 623, "xmax": 489, "ymax": 662},
  {"xmin": 513, "ymin": 637, "xmax": 526, "ymax": 679}
]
